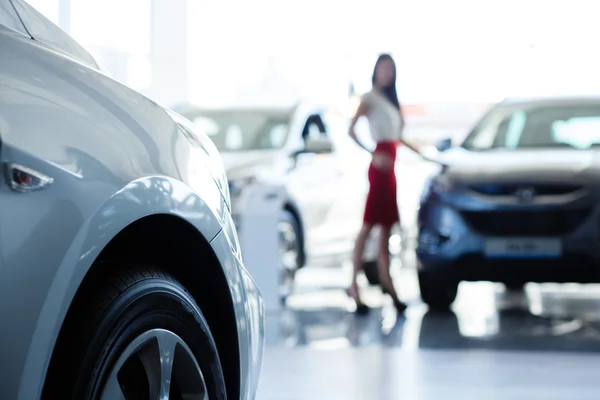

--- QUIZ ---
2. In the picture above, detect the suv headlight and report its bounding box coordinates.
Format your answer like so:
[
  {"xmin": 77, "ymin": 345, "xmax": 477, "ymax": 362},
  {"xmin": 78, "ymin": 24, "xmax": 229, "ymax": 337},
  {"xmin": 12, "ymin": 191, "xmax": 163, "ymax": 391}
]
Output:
[{"xmin": 421, "ymin": 175, "xmax": 453, "ymax": 202}]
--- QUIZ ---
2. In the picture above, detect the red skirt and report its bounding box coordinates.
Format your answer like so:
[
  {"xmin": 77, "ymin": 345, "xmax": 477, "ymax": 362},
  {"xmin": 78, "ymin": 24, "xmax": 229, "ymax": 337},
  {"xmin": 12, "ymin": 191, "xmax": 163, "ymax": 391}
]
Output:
[{"xmin": 363, "ymin": 141, "xmax": 400, "ymax": 227}]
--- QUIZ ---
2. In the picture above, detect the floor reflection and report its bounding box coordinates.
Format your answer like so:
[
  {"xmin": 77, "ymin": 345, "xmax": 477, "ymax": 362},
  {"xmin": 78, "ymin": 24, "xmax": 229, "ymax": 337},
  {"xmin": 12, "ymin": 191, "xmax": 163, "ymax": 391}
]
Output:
[
  {"xmin": 419, "ymin": 307, "xmax": 600, "ymax": 352},
  {"xmin": 270, "ymin": 272, "xmax": 600, "ymax": 353}
]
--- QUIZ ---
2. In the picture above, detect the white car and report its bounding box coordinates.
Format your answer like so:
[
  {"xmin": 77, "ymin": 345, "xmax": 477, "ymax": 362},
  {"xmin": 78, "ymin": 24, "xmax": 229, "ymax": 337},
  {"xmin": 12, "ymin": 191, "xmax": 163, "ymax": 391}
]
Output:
[{"xmin": 177, "ymin": 103, "xmax": 371, "ymax": 298}]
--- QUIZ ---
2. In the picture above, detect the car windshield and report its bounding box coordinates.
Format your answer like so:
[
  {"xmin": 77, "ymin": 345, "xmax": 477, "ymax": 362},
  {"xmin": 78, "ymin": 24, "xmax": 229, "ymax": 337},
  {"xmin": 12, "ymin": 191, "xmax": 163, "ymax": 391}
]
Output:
[
  {"xmin": 462, "ymin": 102, "xmax": 600, "ymax": 151},
  {"xmin": 188, "ymin": 111, "xmax": 291, "ymax": 152}
]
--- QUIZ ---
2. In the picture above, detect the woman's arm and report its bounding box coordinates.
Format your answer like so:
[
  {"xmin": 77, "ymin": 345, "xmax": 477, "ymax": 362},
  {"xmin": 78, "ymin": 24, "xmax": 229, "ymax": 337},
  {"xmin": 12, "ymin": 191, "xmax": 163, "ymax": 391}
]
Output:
[
  {"xmin": 401, "ymin": 138, "xmax": 421, "ymax": 154},
  {"xmin": 399, "ymin": 110, "xmax": 406, "ymax": 134},
  {"xmin": 348, "ymin": 100, "xmax": 371, "ymax": 152}
]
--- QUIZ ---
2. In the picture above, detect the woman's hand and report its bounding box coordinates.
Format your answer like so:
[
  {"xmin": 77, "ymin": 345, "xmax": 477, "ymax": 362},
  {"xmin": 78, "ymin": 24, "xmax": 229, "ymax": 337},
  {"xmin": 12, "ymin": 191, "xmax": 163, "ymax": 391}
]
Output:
[{"xmin": 371, "ymin": 151, "xmax": 394, "ymax": 171}]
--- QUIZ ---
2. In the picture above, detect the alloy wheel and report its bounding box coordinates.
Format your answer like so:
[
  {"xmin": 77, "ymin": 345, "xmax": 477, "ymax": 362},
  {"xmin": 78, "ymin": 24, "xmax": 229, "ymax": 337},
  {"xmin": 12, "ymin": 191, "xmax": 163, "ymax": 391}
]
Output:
[
  {"xmin": 278, "ymin": 219, "xmax": 300, "ymax": 298},
  {"xmin": 99, "ymin": 328, "xmax": 208, "ymax": 400}
]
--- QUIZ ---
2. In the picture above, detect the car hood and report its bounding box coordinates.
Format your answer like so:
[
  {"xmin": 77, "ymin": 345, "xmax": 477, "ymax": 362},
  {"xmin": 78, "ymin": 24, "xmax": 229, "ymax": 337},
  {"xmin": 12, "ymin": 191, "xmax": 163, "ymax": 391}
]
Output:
[
  {"xmin": 437, "ymin": 147, "xmax": 600, "ymax": 183},
  {"xmin": 220, "ymin": 150, "xmax": 279, "ymax": 180}
]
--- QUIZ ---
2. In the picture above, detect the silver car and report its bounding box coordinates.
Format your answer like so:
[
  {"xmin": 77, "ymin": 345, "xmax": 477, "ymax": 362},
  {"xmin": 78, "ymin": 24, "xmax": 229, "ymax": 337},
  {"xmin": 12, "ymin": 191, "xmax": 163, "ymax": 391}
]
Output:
[
  {"xmin": 417, "ymin": 96, "xmax": 600, "ymax": 309},
  {"xmin": 0, "ymin": 1, "xmax": 264, "ymax": 398}
]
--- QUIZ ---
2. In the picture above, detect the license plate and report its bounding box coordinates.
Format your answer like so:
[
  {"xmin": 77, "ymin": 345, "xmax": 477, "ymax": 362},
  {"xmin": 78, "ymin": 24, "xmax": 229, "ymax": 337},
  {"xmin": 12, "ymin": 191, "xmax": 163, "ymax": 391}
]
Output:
[{"xmin": 484, "ymin": 238, "xmax": 562, "ymax": 259}]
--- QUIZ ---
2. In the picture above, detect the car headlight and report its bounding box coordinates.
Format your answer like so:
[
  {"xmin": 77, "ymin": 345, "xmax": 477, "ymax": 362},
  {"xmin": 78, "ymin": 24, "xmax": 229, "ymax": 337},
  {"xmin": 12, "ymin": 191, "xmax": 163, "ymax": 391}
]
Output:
[
  {"xmin": 421, "ymin": 175, "xmax": 453, "ymax": 202},
  {"xmin": 167, "ymin": 110, "xmax": 231, "ymax": 207},
  {"xmin": 431, "ymin": 177, "xmax": 453, "ymax": 194}
]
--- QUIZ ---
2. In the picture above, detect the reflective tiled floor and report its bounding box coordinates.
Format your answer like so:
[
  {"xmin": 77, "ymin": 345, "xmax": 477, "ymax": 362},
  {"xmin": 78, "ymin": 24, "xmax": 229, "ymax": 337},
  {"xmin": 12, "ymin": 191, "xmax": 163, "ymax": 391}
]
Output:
[
  {"xmin": 258, "ymin": 260, "xmax": 600, "ymax": 399},
  {"xmin": 257, "ymin": 157, "xmax": 600, "ymax": 398},
  {"xmin": 267, "ymin": 261, "xmax": 600, "ymax": 352},
  {"xmin": 258, "ymin": 347, "xmax": 599, "ymax": 400}
]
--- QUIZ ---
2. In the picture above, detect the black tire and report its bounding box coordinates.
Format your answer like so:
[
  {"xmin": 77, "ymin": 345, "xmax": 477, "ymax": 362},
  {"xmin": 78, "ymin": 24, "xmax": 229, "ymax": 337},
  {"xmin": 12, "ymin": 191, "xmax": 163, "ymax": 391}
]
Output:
[
  {"xmin": 279, "ymin": 210, "xmax": 302, "ymax": 302},
  {"xmin": 363, "ymin": 260, "xmax": 381, "ymax": 285},
  {"xmin": 43, "ymin": 265, "xmax": 227, "ymax": 400},
  {"xmin": 418, "ymin": 310, "xmax": 462, "ymax": 349},
  {"xmin": 504, "ymin": 281, "xmax": 526, "ymax": 292},
  {"xmin": 418, "ymin": 269, "xmax": 459, "ymax": 310}
]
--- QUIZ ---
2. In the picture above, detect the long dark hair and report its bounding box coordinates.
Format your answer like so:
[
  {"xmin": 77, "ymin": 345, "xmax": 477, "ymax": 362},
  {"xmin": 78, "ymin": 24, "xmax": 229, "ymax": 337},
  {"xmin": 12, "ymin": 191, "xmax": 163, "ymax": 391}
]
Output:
[{"xmin": 372, "ymin": 54, "xmax": 401, "ymax": 110}]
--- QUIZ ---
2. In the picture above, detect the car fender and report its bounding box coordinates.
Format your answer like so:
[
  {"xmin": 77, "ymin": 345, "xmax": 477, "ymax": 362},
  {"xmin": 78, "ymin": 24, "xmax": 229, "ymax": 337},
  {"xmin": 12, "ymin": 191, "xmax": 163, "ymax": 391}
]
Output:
[
  {"xmin": 16, "ymin": 176, "xmax": 241, "ymax": 400},
  {"xmin": 0, "ymin": 19, "xmax": 246, "ymax": 399}
]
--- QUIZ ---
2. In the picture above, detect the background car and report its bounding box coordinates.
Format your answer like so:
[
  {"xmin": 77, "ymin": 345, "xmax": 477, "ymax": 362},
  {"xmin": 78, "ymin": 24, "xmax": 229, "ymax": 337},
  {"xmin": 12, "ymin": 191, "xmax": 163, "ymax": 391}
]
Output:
[
  {"xmin": 0, "ymin": 1, "xmax": 263, "ymax": 398},
  {"xmin": 417, "ymin": 96, "xmax": 600, "ymax": 309},
  {"xmin": 176, "ymin": 103, "xmax": 371, "ymax": 298}
]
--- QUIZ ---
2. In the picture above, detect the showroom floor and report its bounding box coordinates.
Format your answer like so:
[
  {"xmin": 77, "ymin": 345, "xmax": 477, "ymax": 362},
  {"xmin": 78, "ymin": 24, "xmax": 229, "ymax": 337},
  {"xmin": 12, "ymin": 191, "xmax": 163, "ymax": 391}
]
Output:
[{"xmin": 257, "ymin": 257, "xmax": 600, "ymax": 399}]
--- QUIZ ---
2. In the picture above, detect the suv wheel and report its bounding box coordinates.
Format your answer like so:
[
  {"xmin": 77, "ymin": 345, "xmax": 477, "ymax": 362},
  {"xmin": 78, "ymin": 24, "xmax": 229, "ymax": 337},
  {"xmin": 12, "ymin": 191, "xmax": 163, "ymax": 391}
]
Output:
[
  {"xmin": 43, "ymin": 265, "xmax": 227, "ymax": 399},
  {"xmin": 504, "ymin": 281, "xmax": 526, "ymax": 292},
  {"xmin": 418, "ymin": 269, "xmax": 459, "ymax": 310}
]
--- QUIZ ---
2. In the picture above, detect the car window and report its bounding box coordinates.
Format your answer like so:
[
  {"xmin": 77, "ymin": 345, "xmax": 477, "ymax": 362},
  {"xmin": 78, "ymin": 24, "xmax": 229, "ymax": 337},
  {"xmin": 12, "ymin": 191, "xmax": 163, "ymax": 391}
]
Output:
[
  {"xmin": 552, "ymin": 117, "xmax": 600, "ymax": 149},
  {"xmin": 301, "ymin": 114, "xmax": 328, "ymax": 142},
  {"xmin": 305, "ymin": 123, "xmax": 322, "ymax": 140},
  {"xmin": 467, "ymin": 113, "xmax": 503, "ymax": 150},
  {"xmin": 463, "ymin": 103, "xmax": 600, "ymax": 150},
  {"xmin": 11, "ymin": 0, "xmax": 98, "ymax": 68},
  {"xmin": 191, "ymin": 112, "xmax": 290, "ymax": 152},
  {"xmin": 0, "ymin": 1, "xmax": 28, "ymax": 34},
  {"xmin": 503, "ymin": 110, "xmax": 527, "ymax": 148}
]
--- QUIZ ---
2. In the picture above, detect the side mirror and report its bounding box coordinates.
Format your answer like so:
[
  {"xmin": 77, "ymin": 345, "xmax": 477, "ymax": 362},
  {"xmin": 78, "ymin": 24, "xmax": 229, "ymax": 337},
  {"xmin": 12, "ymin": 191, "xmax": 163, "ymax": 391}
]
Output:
[
  {"xmin": 302, "ymin": 137, "xmax": 334, "ymax": 154},
  {"xmin": 434, "ymin": 137, "xmax": 452, "ymax": 152}
]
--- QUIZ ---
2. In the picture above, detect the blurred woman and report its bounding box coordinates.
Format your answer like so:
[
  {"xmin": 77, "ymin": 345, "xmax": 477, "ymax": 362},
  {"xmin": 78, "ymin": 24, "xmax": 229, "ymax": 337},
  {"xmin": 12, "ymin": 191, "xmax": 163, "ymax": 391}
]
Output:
[{"xmin": 347, "ymin": 54, "xmax": 407, "ymax": 315}]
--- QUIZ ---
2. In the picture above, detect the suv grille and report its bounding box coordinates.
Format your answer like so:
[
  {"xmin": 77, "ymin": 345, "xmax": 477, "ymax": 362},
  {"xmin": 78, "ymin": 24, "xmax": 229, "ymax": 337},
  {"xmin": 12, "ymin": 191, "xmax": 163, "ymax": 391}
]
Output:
[
  {"xmin": 468, "ymin": 183, "xmax": 582, "ymax": 196},
  {"xmin": 461, "ymin": 209, "xmax": 592, "ymax": 236}
]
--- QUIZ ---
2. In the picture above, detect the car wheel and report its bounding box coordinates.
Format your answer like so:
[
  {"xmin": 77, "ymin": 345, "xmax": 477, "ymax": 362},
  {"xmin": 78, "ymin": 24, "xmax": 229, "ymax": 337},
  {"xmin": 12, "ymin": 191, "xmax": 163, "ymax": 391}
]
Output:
[
  {"xmin": 279, "ymin": 210, "xmax": 302, "ymax": 301},
  {"xmin": 418, "ymin": 269, "xmax": 459, "ymax": 310},
  {"xmin": 504, "ymin": 281, "xmax": 526, "ymax": 292},
  {"xmin": 44, "ymin": 265, "xmax": 227, "ymax": 400}
]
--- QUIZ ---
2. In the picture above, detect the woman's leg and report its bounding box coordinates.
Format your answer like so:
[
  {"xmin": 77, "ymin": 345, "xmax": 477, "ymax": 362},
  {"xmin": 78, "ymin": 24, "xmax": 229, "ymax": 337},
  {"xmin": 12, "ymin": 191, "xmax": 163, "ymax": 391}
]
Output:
[
  {"xmin": 349, "ymin": 223, "xmax": 373, "ymax": 304},
  {"xmin": 377, "ymin": 225, "xmax": 404, "ymax": 307}
]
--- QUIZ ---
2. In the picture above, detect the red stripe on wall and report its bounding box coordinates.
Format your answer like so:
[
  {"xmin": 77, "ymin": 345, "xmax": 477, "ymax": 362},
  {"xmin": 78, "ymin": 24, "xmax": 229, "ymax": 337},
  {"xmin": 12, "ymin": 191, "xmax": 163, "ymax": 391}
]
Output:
[{"xmin": 402, "ymin": 105, "xmax": 426, "ymax": 117}]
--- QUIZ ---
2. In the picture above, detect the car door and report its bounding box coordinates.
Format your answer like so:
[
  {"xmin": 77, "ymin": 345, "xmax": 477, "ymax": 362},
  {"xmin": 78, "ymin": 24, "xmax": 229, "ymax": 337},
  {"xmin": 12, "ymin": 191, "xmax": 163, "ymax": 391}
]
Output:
[{"xmin": 285, "ymin": 113, "xmax": 343, "ymax": 246}]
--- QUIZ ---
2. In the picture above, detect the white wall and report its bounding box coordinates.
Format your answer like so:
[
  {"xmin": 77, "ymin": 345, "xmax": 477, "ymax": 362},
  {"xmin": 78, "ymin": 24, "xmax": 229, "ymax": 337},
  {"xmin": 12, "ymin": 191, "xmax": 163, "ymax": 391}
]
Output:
[
  {"xmin": 147, "ymin": 0, "xmax": 189, "ymax": 106},
  {"xmin": 26, "ymin": 0, "xmax": 600, "ymax": 108}
]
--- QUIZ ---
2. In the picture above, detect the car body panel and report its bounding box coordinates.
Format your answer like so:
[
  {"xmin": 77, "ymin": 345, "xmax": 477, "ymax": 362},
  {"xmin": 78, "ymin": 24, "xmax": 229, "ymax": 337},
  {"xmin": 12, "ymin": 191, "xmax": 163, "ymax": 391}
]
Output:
[
  {"xmin": 11, "ymin": 0, "xmax": 99, "ymax": 69},
  {"xmin": 0, "ymin": 5, "xmax": 262, "ymax": 399},
  {"xmin": 210, "ymin": 229, "xmax": 265, "ymax": 399},
  {"xmin": 436, "ymin": 147, "xmax": 600, "ymax": 184}
]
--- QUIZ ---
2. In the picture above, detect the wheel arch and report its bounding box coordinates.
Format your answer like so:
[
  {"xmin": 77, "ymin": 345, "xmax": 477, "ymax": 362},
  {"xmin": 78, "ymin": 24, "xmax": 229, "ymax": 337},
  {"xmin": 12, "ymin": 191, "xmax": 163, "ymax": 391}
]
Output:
[
  {"xmin": 42, "ymin": 213, "xmax": 241, "ymax": 399},
  {"xmin": 30, "ymin": 176, "xmax": 243, "ymax": 400}
]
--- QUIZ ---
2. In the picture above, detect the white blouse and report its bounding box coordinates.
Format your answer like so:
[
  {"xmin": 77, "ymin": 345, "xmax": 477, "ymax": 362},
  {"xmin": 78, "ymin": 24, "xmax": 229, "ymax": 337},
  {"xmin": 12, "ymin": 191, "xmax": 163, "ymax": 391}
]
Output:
[{"xmin": 362, "ymin": 90, "xmax": 404, "ymax": 142}]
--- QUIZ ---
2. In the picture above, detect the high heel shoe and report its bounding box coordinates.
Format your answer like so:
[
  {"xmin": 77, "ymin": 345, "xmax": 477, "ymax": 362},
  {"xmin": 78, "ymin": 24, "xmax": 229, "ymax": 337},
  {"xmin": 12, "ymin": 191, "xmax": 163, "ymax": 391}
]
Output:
[
  {"xmin": 392, "ymin": 298, "xmax": 407, "ymax": 313},
  {"xmin": 346, "ymin": 288, "xmax": 370, "ymax": 315},
  {"xmin": 382, "ymin": 288, "xmax": 407, "ymax": 314}
]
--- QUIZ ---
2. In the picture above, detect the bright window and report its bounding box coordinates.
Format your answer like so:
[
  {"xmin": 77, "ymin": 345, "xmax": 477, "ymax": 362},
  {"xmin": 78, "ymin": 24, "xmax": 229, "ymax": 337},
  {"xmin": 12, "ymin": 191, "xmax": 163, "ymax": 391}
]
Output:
[
  {"xmin": 70, "ymin": 0, "xmax": 149, "ymax": 54},
  {"xmin": 24, "ymin": 0, "xmax": 58, "ymax": 25}
]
